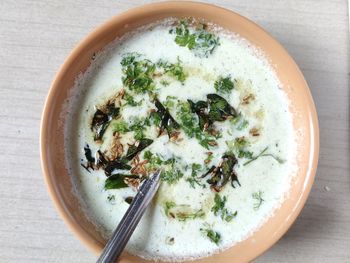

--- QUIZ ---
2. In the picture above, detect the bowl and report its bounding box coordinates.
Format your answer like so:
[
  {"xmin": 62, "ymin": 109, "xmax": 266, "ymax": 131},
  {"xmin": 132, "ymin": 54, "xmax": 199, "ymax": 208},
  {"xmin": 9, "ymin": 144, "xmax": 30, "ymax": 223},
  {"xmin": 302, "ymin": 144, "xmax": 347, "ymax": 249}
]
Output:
[{"xmin": 40, "ymin": 1, "xmax": 319, "ymax": 262}]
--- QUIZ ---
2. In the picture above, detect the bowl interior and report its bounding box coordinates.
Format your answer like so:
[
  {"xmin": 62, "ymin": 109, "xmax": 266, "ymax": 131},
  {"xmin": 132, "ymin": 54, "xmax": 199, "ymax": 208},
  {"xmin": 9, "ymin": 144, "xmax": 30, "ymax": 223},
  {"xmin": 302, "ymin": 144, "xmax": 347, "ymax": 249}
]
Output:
[{"xmin": 40, "ymin": 2, "xmax": 319, "ymax": 263}]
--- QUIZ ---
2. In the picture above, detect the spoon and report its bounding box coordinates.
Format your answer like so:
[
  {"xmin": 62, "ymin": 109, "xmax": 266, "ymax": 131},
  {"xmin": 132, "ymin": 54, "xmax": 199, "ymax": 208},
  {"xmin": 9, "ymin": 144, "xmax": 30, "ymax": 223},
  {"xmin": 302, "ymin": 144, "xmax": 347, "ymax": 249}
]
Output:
[{"xmin": 97, "ymin": 171, "xmax": 161, "ymax": 263}]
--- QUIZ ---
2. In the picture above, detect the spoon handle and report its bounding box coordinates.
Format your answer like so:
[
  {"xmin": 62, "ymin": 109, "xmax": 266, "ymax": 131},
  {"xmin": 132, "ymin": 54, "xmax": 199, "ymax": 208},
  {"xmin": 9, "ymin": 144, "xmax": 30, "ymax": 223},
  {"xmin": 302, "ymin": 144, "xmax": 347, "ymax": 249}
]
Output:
[{"xmin": 97, "ymin": 171, "xmax": 161, "ymax": 263}]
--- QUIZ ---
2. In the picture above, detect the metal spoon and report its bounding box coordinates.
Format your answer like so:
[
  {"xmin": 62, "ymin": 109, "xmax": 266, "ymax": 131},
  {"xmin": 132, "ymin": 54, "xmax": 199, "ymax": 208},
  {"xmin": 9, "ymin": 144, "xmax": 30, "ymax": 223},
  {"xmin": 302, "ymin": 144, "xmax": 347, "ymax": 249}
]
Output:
[{"xmin": 97, "ymin": 171, "xmax": 161, "ymax": 263}]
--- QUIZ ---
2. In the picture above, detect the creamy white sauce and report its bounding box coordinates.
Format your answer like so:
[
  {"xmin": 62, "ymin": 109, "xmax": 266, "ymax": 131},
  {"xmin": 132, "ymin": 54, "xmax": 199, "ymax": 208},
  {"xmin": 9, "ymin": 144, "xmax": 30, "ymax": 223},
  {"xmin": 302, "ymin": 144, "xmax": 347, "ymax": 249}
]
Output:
[{"xmin": 65, "ymin": 19, "xmax": 296, "ymax": 262}]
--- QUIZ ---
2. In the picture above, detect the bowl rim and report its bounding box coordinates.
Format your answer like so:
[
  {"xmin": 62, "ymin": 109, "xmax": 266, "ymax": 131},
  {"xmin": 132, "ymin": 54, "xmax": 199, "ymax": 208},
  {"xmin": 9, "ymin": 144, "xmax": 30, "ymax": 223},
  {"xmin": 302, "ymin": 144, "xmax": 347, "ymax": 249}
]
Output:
[{"xmin": 40, "ymin": 1, "xmax": 319, "ymax": 262}]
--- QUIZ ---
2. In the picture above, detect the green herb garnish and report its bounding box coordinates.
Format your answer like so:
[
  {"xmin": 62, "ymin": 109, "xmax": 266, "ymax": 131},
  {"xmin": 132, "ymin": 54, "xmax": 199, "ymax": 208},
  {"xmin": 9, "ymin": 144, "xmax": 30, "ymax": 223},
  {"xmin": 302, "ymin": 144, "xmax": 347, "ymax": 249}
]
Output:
[
  {"xmin": 211, "ymin": 194, "xmax": 237, "ymax": 222},
  {"xmin": 186, "ymin": 163, "xmax": 204, "ymax": 188},
  {"xmin": 148, "ymin": 111, "xmax": 162, "ymax": 126},
  {"xmin": 200, "ymin": 224, "xmax": 221, "ymax": 245},
  {"xmin": 171, "ymin": 20, "xmax": 220, "ymax": 57},
  {"xmin": 158, "ymin": 58, "xmax": 187, "ymax": 83},
  {"xmin": 112, "ymin": 117, "xmax": 151, "ymax": 139},
  {"xmin": 129, "ymin": 119, "xmax": 147, "ymax": 140},
  {"xmin": 252, "ymin": 190, "xmax": 264, "ymax": 210},
  {"xmin": 237, "ymin": 119, "xmax": 249, "ymax": 130},
  {"xmin": 107, "ymin": 194, "xmax": 115, "ymax": 203},
  {"xmin": 238, "ymin": 150, "xmax": 254, "ymax": 159},
  {"xmin": 214, "ymin": 76, "xmax": 234, "ymax": 93},
  {"xmin": 143, "ymin": 151, "xmax": 183, "ymax": 184},
  {"xmin": 161, "ymin": 166, "xmax": 184, "ymax": 184},
  {"xmin": 143, "ymin": 150, "xmax": 163, "ymax": 169},
  {"xmin": 105, "ymin": 174, "xmax": 138, "ymax": 189},
  {"xmin": 160, "ymin": 79, "xmax": 170, "ymax": 86},
  {"xmin": 177, "ymin": 101, "xmax": 217, "ymax": 149},
  {"xmin": 112, "ymin": 119, "xmax": 129, "ymax": 133},
  {"xmin": 243, "ymin": 147, "xmax": 285, "ymax": 166},
  {"xmin": 230, "ymin": 137, "xmax": 253, "ymax": 159},
  {"xmin": 164, "ymin": 96, "xmax": 177, "ymax": 109},
  {"xmin": 123, "ymin": 91, "xmax": 141, "ymax": 106},
  {"xmin": 121, "ymin": 52, "xmax": 156, "ymax": 94}
]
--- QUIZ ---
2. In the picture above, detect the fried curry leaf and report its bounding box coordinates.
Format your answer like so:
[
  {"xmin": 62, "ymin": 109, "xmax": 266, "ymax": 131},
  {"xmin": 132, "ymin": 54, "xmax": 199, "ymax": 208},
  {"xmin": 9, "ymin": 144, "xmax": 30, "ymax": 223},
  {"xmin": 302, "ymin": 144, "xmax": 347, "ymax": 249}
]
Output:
[
  {"xmin": 207, "ymin": 94, "xmax": 237, "ymax": 121},
  {"xmin": 81, "ymin": 144, "xmax": 95, "ymax": 172},
  {"xmin": 188, "ymin": 94, "xmax": 237, "ymax": 134},
  {"xmin": 188, "ymin": 99, "xmax": 211, "ymax": 131},
  {"xmin": 104, "ymin": 159, "xmax": 132, "ymax": 176},
  {"xmin": 125, "ymin": 138, "xmax": 153, "ymax": 160},
  {"xmin": 154, "ymin": 99, "xmax": 180, "ymax": 138},
  {"xmin": 124, "ymin": 196, "xmax": 134, "ymax": 204},
  {"xmin": 83, "ymin": 144, "xmax": 94, "ymax": 162},
  {"xmin": 81, "ymin": 146, "xmax": 130, "ymax": 176},
  {"xmin": 95, "ymin": 150, "xmax": 108, "ymax": 169},
  {"xmin": 91, "ymin": 101, "xmax": 119, "ymax": 141},
  {"xmin": 105, "ymin": 174, "xmax": 138, "ymax": 190},
  {"xmin": 203, "ymin": 152, "xmax": 240, "ymax": 191}
]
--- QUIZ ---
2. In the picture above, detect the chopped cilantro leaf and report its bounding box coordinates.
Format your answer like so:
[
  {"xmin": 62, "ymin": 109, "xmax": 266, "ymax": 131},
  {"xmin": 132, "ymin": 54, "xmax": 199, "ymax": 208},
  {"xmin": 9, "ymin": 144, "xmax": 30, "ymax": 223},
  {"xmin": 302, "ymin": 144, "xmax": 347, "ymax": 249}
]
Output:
[
  {"xmin": 112, "ymin": 119, "xmax": 129, "ymax": 133},
  {"xmin": 200, "ymin": 224, "xmax": 221, "ymax": 245},
  {"xmin": 252, "ymin": 190, "xmax": 264, "ymax": 210},
  {"xmin": 143, "ymin": 151, "xmax": 183, "ymax": 184},
  {"xmin": 186, "ymin": 163, "xmax": 204, "ymax": 188},
  {"xmin": 160, "ymin": 79, "xmax": 170, "ymax": 86},
  {"xmin": 214, "ymin": 76, "xmax": 234, "ymax": 93},
  {"xmin": 177, "ymin": 101, "xmax": 217, "ymax": 149},
  {"xmin": 171, "ymin": 20, "xmax": 220, "ymax": 57},
  {"xmin": 121, "ymin": 52, "xmax": 156, "ymax": 94},
  {"xmin": 243, "ymin": 147, "xmax": 285, "ymax": 166},
  {"xmin": 211, "ymin": 194, "xmax": 237, "ymax": 222},
  {"xmin": 129, "ymin": 119, "xmax": 146, "ymax": 140},
  {"xmin": 158, "ymin": 58, "xmax": 187, "ymax": 83},
  {"xmin": 162, "ymin": 168, "xmax": 184, "ymax": 184},
  {"xmin": 123, "ymin": 91, "xmax": 141, "ymax": 106}
]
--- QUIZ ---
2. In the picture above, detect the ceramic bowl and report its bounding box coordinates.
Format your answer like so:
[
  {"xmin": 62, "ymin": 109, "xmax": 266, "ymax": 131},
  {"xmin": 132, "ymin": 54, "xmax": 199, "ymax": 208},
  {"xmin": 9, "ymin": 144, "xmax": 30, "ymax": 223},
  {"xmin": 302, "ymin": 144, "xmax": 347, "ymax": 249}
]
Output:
[{"xmin": 40, "ymin": 2, "xmax": 319, "ymax": 262}]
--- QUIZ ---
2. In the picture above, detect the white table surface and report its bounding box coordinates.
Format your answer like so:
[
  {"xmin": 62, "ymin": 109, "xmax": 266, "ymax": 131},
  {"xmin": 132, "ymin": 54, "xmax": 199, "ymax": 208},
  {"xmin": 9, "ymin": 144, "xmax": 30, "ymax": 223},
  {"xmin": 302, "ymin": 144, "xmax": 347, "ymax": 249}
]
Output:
[{"xmin": 0, "ymin": 0, "xmax": 349, "ymax": 262}]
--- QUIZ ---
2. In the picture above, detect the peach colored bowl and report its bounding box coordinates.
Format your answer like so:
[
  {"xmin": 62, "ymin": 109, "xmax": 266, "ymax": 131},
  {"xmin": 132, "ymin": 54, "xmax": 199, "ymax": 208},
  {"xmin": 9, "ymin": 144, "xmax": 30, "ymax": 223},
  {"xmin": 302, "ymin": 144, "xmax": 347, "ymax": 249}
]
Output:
[{"xmin": 40, "ymin": 1, "xmax": 319, "ymax": 262}]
